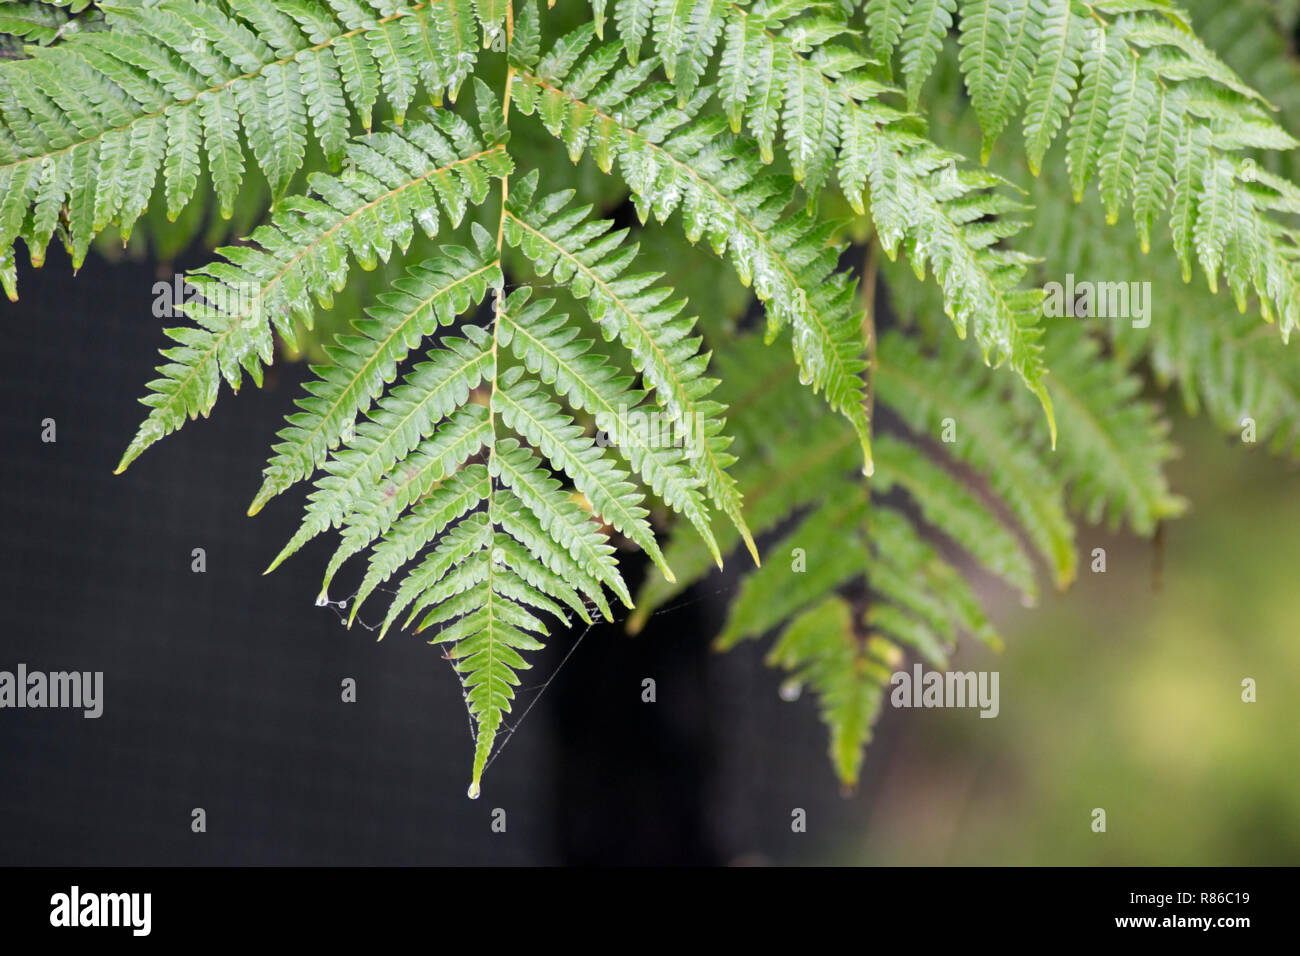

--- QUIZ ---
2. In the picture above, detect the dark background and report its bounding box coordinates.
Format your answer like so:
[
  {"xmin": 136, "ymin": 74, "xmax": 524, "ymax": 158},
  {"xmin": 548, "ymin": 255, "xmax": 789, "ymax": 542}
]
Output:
[{"xmin": 0, "ymin": 248, "xmax": 885, "ymax": 865}]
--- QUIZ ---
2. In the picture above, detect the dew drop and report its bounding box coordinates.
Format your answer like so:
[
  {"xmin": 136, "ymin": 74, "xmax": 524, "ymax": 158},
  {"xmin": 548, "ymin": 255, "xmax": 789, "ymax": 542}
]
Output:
[{"xmin": 779, "ymin": 679, "xmax": 802, "ymax": 702}]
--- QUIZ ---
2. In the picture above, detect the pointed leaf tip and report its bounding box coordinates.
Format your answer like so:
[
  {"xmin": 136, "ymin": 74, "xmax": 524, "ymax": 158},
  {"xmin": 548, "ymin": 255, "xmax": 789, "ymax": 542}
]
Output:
[
  {"xmin": 1038, "ymin": 386, "xmax": 1057, "ymax": 450},
  {"xmin": 247, "ymin": 486, "xmax": 272, "ymax": 516},
  {"xmin": 114, "ymin": 445, "xmax": 140, "ymax": 475},
  {"xmin": 263, "ymin": 550, "xmax": 289, "ymax": 575}
]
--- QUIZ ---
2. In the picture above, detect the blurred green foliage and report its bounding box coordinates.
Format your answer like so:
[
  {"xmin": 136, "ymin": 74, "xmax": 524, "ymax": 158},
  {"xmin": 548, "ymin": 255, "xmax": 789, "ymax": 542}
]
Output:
[{"xmin": 854, "ymin": 419, "xmax": 1300, "ymax": 864}]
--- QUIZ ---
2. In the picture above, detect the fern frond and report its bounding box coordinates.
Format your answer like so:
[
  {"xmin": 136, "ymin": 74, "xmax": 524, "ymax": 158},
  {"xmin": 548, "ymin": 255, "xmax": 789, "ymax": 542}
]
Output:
[
  {"xmin": 861, "ymin": 126, "xmax": 1055, "ymax": 437},
  {"xmin": 737, "ymin": 495, "xmax": 1008, "ymax": 790},
  {"xmin": 0, "ymin": 1, "xmax": 78, "ymax": 46},
  {"xmin": 849, "ymin": 0, "xmax": 1300, "ymax": 338},
  {"xmin": 493, "ymin": 370, "xmax": 673, "ymax": 579},
  {"xmin": 251, "ymin": 238, "xmax": 500, "ymax": 515},
  {"xmin": 0, "ymin": 0, "xmax": 488, "ymax": 279},
  {"xmin": 959, "ymin": 0, "xmax": 1042, "ymax": 163},
  {"xmin": 635, "ymin": 302, "xmax": 1187, "ymax": 784},
  {"xmin": 868, "ymin": 504, "xmax": 1000, "ymax": 654},
  {"xmin": 518, "ymin": 14, "xmax": 1066, "ymax": 442},
  {"xmin": 612, "ymin": 0, "xmax": 654, "ymax": 63},
  {"xmin": 876, "ymin": 0, "xmax": 1300, "ymax": 335},
  {"xmin": 764, "ymin": 595, "xmax": 890, "ymax": 790},
  {"xmin": 500, "ymin": 170, "xmax": 759, "ymax": 561},
  {"xmin": 875, "ymin": 331, "xmax": 1075, "ymax": 589},
  {"xmin": 267, "ymin": 323, "xmax": 498, "ymax": 576},
  {"xmin": 872, "ymin": 433, "xmax": 1038, "ymax": 598},
  {"xmin": 496, "ymin": 292, "xmax": 721, "ymax": 566},
  {"xmin": 865, "ymin": 0, "xmax": 911, "ymax": 75},
  {"xmin": 353, "ymin": 461, "xmax": 494, "ymax": 615},
  {"xmin": 716, "ymin": 484, "xmax": 870, "ymax": 649},
  {"xmin": 320, "ymin": 403, "xmax": 495, "ymax": 593},
  {"xmin": 1096, "ymin": 48, "xmax": 1157, "ymax": 224},
  {"xmin": 631, "ymin": 330, "xmax": 863, "ymax": 631},
  {"xmin": 1140, "ymin": 304, "xmax": 1300, "ymax": 456},
  {"xmin": 1131, "ymin": 83, "xmax": 1181, "ymax": 253},
  {"xmin": 1065, "ymin": 21, "xmax": 1126, "ymax": 205},
  {"xmin": 515, "ymin": 30, "xmax": 878, "ymax": 470},
  {"xmin": 41, "ymin": 0, "xmax": 1280, "ymax": 799},
  {"xmin": 269, "ymin": 276, "xmax": 756, "ymax": 797},
  {"xmin": 899, "ymin": 0, "xmax": 957, "ymax": 110},
  {"xmin": 653, "ymin": 0, "xmax": 728, "ymax": 102},
  {"xmin": 1022, "ymin": 0, "xmax": 1085, "ymax": 175},
  {"xmin": 100, "ymin": 32, "xmax": 781, "ymax": 788},
  {"xmin": 591, "ymin": 1, "xmax": 894, "ymax": 180},
  {"xmin": 1026, "ymin": 323, "xmax": 1184, "ymax": 532},
  {"xmin": 116, "ymin": 108, "xmax": 510, "ymax": 475},
  {"xmin": 1009, "ymin": 0, "xmax": 1300, "ymax": 460},
  {"xmin": 1021, "ymin": 104, "xmax": 1300, "ymax": 462}
]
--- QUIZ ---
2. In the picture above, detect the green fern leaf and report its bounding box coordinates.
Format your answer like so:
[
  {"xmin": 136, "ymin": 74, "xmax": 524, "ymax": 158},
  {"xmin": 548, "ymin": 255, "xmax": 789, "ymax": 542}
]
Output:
[
  {"xmin": 513, "ymin": 36, "xmax": 874, "ymax": 475},
  {"xmin": 899, "ymin": 0, "xmax": 957, "ymax": 110},
  {"xmin": 1021, "ymin": 0, "xmax": 1085, "ymax": 174},
  {"xmin": 766, "ymin": 596, "xmax": 889, "ymax": 790},
  {"xmin": 320, "ymin": 403, "xmax": 494, "ymax": 594},
  {"xmin": 614, "ymin": 0, "xmax": 656, "ymax": 63},
  {"xmin": 653, "ymin": 0, "xmax": 727, "ymax": 102},
  {"xmin": 1065, "ymin": 22, "xmax": 1121, "ymax": 202},
  {"xmin": 876, "ymin": 331, "xmax": 1075, "ymax": 588},
  {"xmin": 863, "ymin": 128, "xmax": 1055, "ymax": 439},
  {"xmin": 0, "ymin": 0, "xmax": 495, "ymax": 282},
  {"xmin": 1097, "ymin": 51, "xmax": 1156, "ymax": 224},
  {"xmin": 501, "ymin": 170, "xmax": 759, "ymax": 561},
  {"xmin": 0, "ymin": 1, "xmax": 71, "ymax": 45},
  {"xmin": 493, "ymin": 371, "xmax": 674, "ymax": 580},
  {"xmin": 717, "ymin": 486, "xmax": 871, "ymax": 649},
  {"xmin": 960, "ymin": 0, "xmax": 1043, "ymax": 163},
  {"xmin": 874, "ymin": 434, "xmax": 1038, "ymax": 597},
  {"xmin": 117, "ymin": 109, "xmax": 511, "ymax": 475},
  {"xmin": 864, "ymin": 0, "xmax": 911, "ymax": 73},
  {"xmin": 1169, "ymin": 122, "xmax": 1211, "ymax": 282},
  {"xmin": 496, "ymin": 292, "xmax": 721, "ymax": 566},
  {"xmin": 1131, "ymin": 85, "xmax": 1181, "ymax": 252},
  {"xmin": 252, "ymin": 240, "xmax": 500, "ymax": 518}
]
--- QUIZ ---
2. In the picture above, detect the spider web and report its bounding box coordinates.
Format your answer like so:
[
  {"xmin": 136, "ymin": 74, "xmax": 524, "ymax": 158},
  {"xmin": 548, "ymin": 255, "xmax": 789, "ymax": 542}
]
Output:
[{"xmin": 319, "ymin": 572, "xmax": 738, "ymax": 777}]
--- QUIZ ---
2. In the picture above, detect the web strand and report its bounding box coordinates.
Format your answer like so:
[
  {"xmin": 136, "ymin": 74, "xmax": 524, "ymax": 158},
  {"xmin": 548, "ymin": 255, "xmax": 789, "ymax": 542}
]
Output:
[{"xmin": 318, "ymin": 577, "xmax": 738, "ymax": 759}]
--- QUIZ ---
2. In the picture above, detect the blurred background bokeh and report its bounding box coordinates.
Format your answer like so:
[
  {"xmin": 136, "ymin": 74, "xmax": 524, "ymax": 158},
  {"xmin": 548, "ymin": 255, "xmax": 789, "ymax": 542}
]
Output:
[{"xmin": 842, "ymin": 418, "xmax": 1300, "ymax": 865}]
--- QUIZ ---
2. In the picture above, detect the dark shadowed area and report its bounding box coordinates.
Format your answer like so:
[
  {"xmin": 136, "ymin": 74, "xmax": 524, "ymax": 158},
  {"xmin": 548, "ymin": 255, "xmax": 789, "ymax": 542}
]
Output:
[
  {"xmin": 0, "ymin": 249, "xmax": 884, "ymax": 865},
  {"xmin": 4, "ymin": 244, "xmax": 1298, "ymax": 866}
]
